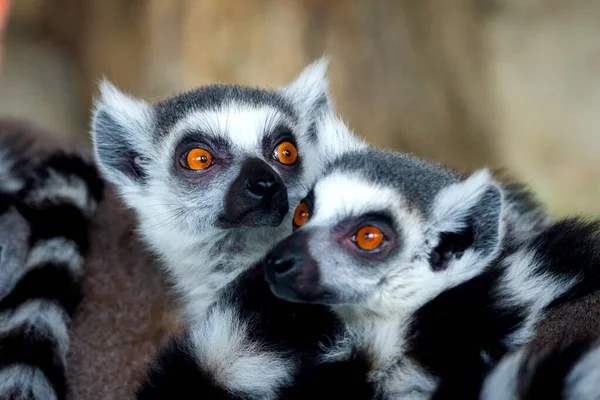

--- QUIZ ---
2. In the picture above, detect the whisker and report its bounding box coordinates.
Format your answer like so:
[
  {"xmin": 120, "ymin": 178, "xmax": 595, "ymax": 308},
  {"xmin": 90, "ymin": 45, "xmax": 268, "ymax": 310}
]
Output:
[{"xmin": 144, "ymin": 208, "xmax": 186, "ymax": 232}]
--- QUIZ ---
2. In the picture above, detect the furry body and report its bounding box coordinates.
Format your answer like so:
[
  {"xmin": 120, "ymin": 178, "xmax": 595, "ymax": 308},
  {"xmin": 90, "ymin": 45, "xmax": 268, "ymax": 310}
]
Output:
[
  {"xmin": 89, "ymin": 60, "xmax": 366, "ymax": 398},
  {"xmin": 262, "ymin": 149, "xmax": 600, "ymax": 399}
]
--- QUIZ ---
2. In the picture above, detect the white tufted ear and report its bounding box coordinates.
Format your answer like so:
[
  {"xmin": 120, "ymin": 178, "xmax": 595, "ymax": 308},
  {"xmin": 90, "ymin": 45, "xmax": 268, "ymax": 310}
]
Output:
[
  {"xmin": 278, "ymin": 58, "xmax": 331, "ymax": 124},
  {"xmin": 90, "ymin": 80, "xmax": 155, "ymax": 189},
  {"xmin": 428, "ymin": 169, "xmax": 504, "ymax": 270}
]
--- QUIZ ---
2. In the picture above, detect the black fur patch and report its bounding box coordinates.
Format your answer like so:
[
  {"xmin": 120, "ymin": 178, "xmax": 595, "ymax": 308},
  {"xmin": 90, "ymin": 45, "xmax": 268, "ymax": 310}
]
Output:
[
  {"xmin": 501, "ymin": 180, "xmax": 545, "ymax": 224},
  {"xmin": 429, "ymin": 225, "xmax": 474, "ymax": 271},
  {"xmin": 0, "ymin": 193, "xmax": 13, "ymax": 215},
  {"xmin": 222, "ymin": 264, "xmax": 339, "ymax": 359},
  {"xmin": 0, "ymin": 326, "xmax": 65, "ymax": 399},
  {"xmin": 407, "ymin": 268, "xmax": 526, "ymax": 399},
  {"xmin": 517, "ymin": 341, "xmax": 591, "ymax": 400},
  {"xmin": 138, "ymin": 264, "xmax": 340, "ymax": 398},
  {"xmin": 528, "ymin": 218, "xmax": 600, "ymax": 306},
  {"xmin": 0, "ymin": 263, "xmax": 81, "ymax": 317},
  {"xmin": 137, "ymin": 335, "xmax": 237, "ymax": 400},
  {"xmin": 283, "ymin": 348, "xmax": 375, "ymax": 399},
  {"xmin": 15, "ymin": 202, "xmax": 91, "ymax": 253}
]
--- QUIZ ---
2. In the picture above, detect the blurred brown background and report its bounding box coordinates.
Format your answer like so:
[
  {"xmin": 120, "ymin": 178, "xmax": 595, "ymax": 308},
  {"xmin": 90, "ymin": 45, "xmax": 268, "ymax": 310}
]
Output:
[{"xmin": 3, "ymin": 0, "xmax": 600, "ymax": 216}]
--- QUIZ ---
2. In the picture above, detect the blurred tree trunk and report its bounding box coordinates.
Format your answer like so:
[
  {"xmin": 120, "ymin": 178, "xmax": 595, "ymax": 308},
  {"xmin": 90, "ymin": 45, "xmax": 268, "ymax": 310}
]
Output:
[
  {"xmin": 18, "ymin": 0, "xmax": 600, "ymax": 215},
  {"xmin": 25, "ymin": 0, "xmax": 495, "ymax": 172}
]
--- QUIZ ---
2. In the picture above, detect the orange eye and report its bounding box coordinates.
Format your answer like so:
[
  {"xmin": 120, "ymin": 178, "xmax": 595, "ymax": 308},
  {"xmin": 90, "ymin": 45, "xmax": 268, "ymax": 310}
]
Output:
[
  {"xmin": 293, "ymin": 202, "xmax": 310, "ymax": 227},
  {"xmin": 355, "ymin": 226, "xmax": 384, "ymax": 251},
  {"xmin": 185, "ymin": 148, "xmax": 213, "ymax": 170},
  {"xmin": 274, "ymin": 141, "xmax": 298, "ymax": 165}
]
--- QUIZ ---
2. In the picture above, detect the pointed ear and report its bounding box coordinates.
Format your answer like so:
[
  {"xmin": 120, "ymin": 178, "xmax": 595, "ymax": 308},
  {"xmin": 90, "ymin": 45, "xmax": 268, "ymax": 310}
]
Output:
[
  {"xmin": 90, "ymin": 80, "xmax": 154, "ymax": 189},
  {"xmin": 278, "ymin": 58, "xmax": 332, "ymax": 126},
  {"xmin": 428, "ymin": 169, "xmax": 503, "ymax": 271}
]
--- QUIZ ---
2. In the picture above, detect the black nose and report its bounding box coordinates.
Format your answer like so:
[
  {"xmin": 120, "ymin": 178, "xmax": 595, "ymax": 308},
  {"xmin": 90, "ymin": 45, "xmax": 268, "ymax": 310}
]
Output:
[
  {"xmin": 265, "ymin": 253, "xmax": 297, "ymax": 276},
  {"xmin": 263, "ymin": 231, "xmax": 325, "ymax": 303},
  {"xmin": 246, "ymin": 174, "xmax": 281, "ymax": 201},
  {"xmin": 221, "ymin": 158, "xmax": 288, "ymax": 228}
]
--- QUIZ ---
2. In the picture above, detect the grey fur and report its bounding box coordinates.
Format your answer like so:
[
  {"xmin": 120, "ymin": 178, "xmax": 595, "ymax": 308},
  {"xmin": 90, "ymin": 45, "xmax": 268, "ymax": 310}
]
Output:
[
  {"xmin": 154, "ymin": 84, "xmax": 299, "ymax": 136},
  {"xmin": 93, "ymin": 110, "xmax": 148, "ymax": 183},
  {"xmin": 326, "ymin": 149, "xmax": 461, "ymax": 216},
  {"xmin": 0, "ymin": 207, "xmax": 30, "ymax": 300},
  {"xmin": 469, "ymin": 185, "xmax": 502, "ymax": 256}
]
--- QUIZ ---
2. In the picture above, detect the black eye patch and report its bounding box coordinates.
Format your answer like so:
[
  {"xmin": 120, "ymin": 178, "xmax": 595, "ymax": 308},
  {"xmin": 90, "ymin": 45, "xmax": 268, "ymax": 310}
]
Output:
[
  {"xmin": 174, "ymin": 132, "xmax": 231, "ymax": 157},
  {"xmin": 292, "ymin": 190, "xmax": 315, "ymax": 231},
  {"xmin": 261, "ymin": 124, "xmax": 297, "ymax": 158}
]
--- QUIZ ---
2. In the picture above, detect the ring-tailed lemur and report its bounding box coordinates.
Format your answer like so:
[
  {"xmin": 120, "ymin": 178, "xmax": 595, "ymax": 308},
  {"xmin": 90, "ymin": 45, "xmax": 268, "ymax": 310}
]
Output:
[
  {"xmin": 90, "ymin": 58, "xmax": 362, "ymax": 326},
  {"xmin": 481, "ymin": 335, "xmax": 600, "ymax": 400},
  {"xmin": 262, "ymin": 148, "xmax": 600, "ymax": 399},
  {"xmin": 135, "ymin": 116, "xmax": 550, "ymax": 399},
  {"xmin": 135, "ymin": 114, "xmax": 366, "ymax": 400},
  {"xmin": 0, "ymin": 131, "xmax": 103, "ymax": 399}
]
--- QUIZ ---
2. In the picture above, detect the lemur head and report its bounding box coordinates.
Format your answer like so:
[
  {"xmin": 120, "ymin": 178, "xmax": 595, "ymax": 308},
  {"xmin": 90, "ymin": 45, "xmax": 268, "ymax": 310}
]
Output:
[
  {"xmin": 91, "ymin": 59, "xmax": 357, "ymax": 265},
  {"xmin": 264, "ymin": 149, "xmax": 505, "ymax": 315}
]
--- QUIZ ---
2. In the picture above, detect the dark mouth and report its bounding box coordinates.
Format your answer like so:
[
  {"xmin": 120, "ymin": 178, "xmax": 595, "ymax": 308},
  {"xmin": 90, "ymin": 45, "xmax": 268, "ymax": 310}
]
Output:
[
  {"xmin": 217, "ymin": 206, "xmax": 287, "ymax": 229},
  {"xmin": 267, "ymin": 282, "xmax": 308, "ymax": 303}
]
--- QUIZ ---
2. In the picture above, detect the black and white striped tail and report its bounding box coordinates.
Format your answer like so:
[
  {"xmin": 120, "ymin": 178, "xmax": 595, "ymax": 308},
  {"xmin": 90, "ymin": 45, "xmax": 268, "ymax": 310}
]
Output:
[
  {"xmin": 0, "ymin": 149, "xmax": 103, "ymax": 400},
  {"xmin": 481, "ymin": 338, "xmax": 600, "ymax": 400}
]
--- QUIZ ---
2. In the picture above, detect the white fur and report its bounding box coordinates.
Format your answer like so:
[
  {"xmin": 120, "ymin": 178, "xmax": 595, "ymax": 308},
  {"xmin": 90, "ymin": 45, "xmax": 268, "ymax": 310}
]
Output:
[
  {"xmin": 138, "ymin": 208, "xmax": 290, "ymax": 321},
  {"xmin": 480, "ymin": 347, "xmax": 524, "ymax": 400},
  {"xmin": 311, "ymin": 172, "xmax": 402, "ymax": 226},
  {"xmin": 0, "ymin": 300, "xmax": 70, "ymax": 363},
  {"xmin": 279, "ymin": 58, "xmax": 330, "ymax": 115},
  {"xmin": 25, "ymin": 237, "xmax": 83, "ymax": 275},
  {"xmin": 565, "ymin": 342, "xmax": 600, "ymax": 399},
  {"xmin": 499, "ymin": 250, "xmax": 580, "ymax": 347},
  {"xmin": 324, "ymin": 308, "xmax": 438, "ymax": 399},
  {"xmin": 169, "ymin": 106, "xmax": 291, "ymax": 156},
  {"xmin": 0, "ymin": 365, "xmax": 57, "ymax": 400},
  {"xmin": 430, "ymin": 169, "xmax": 501, "ymax": 241},
  {"xmin": 312, "ymin": 113, "xmax": 368, "ymax": 165},
  {"xmin": 191, "ymin": 305, "xmax": 294, "ymax": 399},
  {"xmin": 381, "ymin": 363, "xmax": 438, "ymax": 400}
]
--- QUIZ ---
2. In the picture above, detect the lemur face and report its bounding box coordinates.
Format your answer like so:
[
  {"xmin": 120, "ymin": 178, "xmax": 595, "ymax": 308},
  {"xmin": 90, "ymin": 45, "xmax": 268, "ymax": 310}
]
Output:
[
  {"xmin": 92, "ymin": 60, "xmax": 349, "ymax": 238},
  {"xmin": 264, "ymin": 150, "xmax": 505, "ymax": 313}
]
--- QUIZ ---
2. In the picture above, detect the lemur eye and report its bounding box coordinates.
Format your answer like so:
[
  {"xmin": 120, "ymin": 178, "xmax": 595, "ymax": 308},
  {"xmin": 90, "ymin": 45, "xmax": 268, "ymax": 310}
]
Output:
[
  {"xmin": 183, "ymin": 148, "xmax": 213, "ymax": 170},
  {"xmin": 273, "ymin": 142, "xmax": 298, "ymax": 165},
  {"xmin": 353, "ymin": 226, "xmax": 384, "ymax": 251},
  {"xmin": 293, "ymin": 202, "xmax": 310, "ymax": 227}
]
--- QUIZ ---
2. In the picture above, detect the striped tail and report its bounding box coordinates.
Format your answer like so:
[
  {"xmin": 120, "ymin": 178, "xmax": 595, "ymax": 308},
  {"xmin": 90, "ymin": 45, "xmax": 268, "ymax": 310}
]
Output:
[
  {"xmin": 481, "ymin": 337, "xmax": 600, "ymax": 400},
  {"xmin": 0, "ymin": 149, "xmax": 103, "ymax": 400}
]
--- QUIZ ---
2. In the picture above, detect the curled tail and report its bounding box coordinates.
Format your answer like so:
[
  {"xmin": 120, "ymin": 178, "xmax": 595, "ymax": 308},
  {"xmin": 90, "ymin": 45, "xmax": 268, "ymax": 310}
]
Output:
[{"xmin": 0, "ymin": 146, "xmax": 103, "ymax": 399}]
